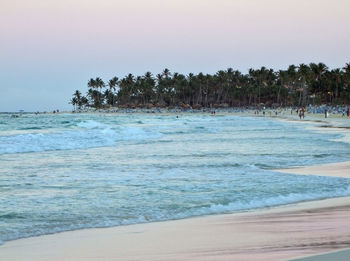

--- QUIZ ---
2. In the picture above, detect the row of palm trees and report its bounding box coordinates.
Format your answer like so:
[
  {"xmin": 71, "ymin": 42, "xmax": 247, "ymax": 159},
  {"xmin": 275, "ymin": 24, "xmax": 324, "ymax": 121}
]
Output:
[{"xmin": 70, "ymin": 63, "xmax": 350, "ymax": 110}]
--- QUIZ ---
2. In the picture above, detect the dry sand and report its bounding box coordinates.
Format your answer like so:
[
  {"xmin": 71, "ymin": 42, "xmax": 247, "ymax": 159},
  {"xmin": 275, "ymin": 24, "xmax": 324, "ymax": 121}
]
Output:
[{"xmin": 1, "ymin": 115, "xmax": 350, "ymax": 261}]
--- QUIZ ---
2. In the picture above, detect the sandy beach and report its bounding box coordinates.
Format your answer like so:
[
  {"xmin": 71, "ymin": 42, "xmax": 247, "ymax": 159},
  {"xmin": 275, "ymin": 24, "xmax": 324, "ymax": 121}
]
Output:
[
  {"xmin": 3, "ymin": 0, "xmax": 350, "ymax": 258},
  {"xmin": 0, "ymin": 160, "xmax": 350, "ymax": 261},
  {"xmin": 1, "ymin": 114, "xmax": 349, "ymax": 261}
]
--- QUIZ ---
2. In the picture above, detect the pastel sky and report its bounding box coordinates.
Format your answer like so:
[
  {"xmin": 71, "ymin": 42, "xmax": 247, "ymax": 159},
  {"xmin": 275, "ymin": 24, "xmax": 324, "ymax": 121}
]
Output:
[{"xmin": 1, "ymin": 0, "xmax": 349, "ymax": 111}]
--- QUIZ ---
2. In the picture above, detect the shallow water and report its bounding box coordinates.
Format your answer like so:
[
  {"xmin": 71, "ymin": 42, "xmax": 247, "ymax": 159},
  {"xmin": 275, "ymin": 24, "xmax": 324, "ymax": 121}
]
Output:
[{"xmin": 0, "ymin": 113, "xmax": 350, "ymax": 244}]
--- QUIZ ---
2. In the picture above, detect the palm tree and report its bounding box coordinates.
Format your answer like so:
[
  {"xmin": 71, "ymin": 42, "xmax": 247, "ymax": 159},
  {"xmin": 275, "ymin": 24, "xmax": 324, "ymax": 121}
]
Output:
[
  {"xmin": 156, "ymin": 69, "xmax": 173, "ymax": 106},
  {"xmin": 162, "ymin": 68, "xmax": 171, "ymax": 79},
  {"xmin": 196, "ymin": 72, "xmax": 206, "ymax": 106},
  {"xmin": 117, "ymin": 74, "xmax": 135, "ymax": 106},
  {"xmin": 277, "ymin": 70, "xmax": 288, "ymax": 105},
  {"xmin": 88, "ymin": 78, "xmax": 96, "ymax": 89},
  {"xmin": 297, "ymin": 64, "xmax": 310, "ymax": 106},
  {"xmin": 342, "ymin": 63, "xmax": 350, "ymax": 103},
  {"xmin": 108, "ymin": 76, "xmax": 119, "ymax": 106},
  {"xmin": 285, "ymin": 65, "xmax": 298, "ymax": 105},
  {"xmin": 74, "ymin": 90, "xmax": 82, "ymax": 109},
  {"xmin": 104, "ymin": 89, "xmax": 114, "ymax": 107},
  {"xmin": 70, "ymin": 97, "xmax": 78, "ymax": 110},
  {"xmin": 87, "ymin": 88, "xmax": 103, "ymax": 108},
  {"xmin": 70, "ymin": 90, "xmax": 87, "ymax": 110},
  {"xmin": 142, "ymin": 72, "xmax": 155, "ymax": 105},
  {"xmin": 309, "ymin": 63, "xmax": 328, "ymax": 103},
  {"xmin": 87, "ymin": 78, "xmax": 105, "ymax": 108},
  {"xmin": 94, "ymin": 77, "xmax": 105, "ymax": 106},
  {"xmin": 248, "ymin": 68, "xmax": 257, "ymax": 105},
  {"xmin": 80, "ymin": 96, "xmax": 89, "ymax": 108},
  {"xmin": 74, "ymin": 90, "xmax": 82, "ymax": 101},
  {"xmin": 334, "ymin": 69, "xmax": 341, "ymax": 103},
  {"xmin": 72, "ymin": 63, "xmax": 350, "ymax": 109}
]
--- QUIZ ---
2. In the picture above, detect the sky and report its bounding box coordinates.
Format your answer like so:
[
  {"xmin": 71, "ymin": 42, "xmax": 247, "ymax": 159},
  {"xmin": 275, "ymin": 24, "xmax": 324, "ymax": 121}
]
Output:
[{"xmin": 1, "ymin": 0, "xmax": 350, "ymax": 112}]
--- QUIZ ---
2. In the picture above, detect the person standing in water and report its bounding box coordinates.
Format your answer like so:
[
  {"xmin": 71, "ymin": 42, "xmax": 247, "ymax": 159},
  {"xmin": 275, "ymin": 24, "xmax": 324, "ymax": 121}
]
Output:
[{"xmin": 301, "ymin": 107, "xmax": 305, "ymax": 119}]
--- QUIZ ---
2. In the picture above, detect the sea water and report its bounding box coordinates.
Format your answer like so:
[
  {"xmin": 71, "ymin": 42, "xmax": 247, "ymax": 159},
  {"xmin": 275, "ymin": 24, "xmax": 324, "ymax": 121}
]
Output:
[{"xmin": 1, "ymin": 113, "xmax": 350, "ymax": 244}]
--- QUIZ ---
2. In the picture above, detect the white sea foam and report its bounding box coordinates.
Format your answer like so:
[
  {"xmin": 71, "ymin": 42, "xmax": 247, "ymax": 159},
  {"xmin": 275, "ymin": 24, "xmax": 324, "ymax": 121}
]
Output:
[
  {"xmin": 3, "ymin": 185, "xmax": 350, "ymax": 245},
  {"xmin": 1, "ymin": 114, "xmax": 350, "ymax": 245},
  {"xmin": 205, "ymin": 185, "xmax": 350, "ymax": 214},
  {"xmin": 77, "ymin": 120, "xmax": 108, "ymax": 129},
  {"xmin": 0, "ymin": 120, "xmax": 162, "ymax": 154}
]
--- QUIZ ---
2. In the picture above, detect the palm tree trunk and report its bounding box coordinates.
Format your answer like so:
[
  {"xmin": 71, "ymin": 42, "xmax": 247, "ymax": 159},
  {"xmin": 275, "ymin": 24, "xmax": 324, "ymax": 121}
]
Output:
[{"xmin": 277, "ymin": 85, "xmax": 281, "ymax": 104}]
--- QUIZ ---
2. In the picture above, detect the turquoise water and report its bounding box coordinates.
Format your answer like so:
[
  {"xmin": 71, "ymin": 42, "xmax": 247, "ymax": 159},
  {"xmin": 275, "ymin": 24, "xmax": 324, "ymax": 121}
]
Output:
[{"xmin": 1, "ymin": 113, "xmax": 350, "ymax": 244}]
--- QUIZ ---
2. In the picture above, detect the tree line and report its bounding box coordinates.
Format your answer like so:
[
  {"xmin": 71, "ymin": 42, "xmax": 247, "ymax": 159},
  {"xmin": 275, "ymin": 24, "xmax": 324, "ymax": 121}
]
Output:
[{"xmin": 70, "ymin": 63, "xmax": 350, "ymax": 110}]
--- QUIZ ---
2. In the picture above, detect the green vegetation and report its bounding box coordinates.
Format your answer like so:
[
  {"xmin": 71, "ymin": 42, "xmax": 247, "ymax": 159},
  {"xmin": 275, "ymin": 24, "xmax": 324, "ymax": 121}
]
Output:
[{"xmin": 70, "ymin": 63, "xmax": 350, "ymax": 110}]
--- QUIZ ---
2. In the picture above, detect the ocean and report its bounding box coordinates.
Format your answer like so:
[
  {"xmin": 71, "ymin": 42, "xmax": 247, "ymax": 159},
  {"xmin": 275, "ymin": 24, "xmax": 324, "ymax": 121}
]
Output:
[{"xmin": 1, "ymin": 113, "xmax": 350, "ymax": 244}]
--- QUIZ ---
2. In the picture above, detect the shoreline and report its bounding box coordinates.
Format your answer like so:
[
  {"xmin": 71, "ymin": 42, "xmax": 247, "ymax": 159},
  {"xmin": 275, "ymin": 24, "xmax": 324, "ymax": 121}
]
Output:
[
  {"xmin": 3, "ymin": 105, "xmax": 350, "ymax": 115},
  {"xmin": 1, "ymin": 172, "xmax": 350, "ymax": 260},
  {"xmin": 277, "ymin": 161, "xmax": 350, "ymax": 178},
  {"xmin": 1, "ymin": 115, "xmax": 350, "ymax": 260}
]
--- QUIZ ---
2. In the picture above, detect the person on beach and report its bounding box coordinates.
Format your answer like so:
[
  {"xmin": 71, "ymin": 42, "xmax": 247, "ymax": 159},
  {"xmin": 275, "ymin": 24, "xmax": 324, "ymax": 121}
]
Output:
[
  {"xmin": 299, "ymin": 110, "xmax": 302, "ymax": 119},
  {"xmin": 347, "ymin": 107, "xmax": 350, "ymax": 117},
  {"xmin": 301, "ymin": 107, "xmax": 305, "ymax": 119},
  {"xmin": 324, "ymin": 109, "xmax": 328, "ymax": 118}
]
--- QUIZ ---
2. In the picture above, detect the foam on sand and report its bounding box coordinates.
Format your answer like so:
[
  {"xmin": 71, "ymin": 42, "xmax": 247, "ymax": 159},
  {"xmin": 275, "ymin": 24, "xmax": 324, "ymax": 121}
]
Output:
[
  {"xmin": 1, "ymin": 161, "xmax": 350, "ymax": 261},
  {"xmin": 1, "ymin": 113, "xmax": 350, "ymax": 260}
]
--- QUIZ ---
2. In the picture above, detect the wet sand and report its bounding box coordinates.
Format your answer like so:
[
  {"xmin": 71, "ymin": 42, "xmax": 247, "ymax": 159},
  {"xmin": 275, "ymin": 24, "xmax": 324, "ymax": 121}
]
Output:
[
  {"xmin": 290, "ymin": 248, "xmax": 350, "ymax": 261},
  {"xmin": 1, "ymin": 160, "xmax": 350, "ymax": 261},
  {"xmin": 1, "ymin": 115, "xmax": 349, "ymax": 261},
  {"xmin": 277, "ymin": 161, "xmax": 350, "ymax": 178}
]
